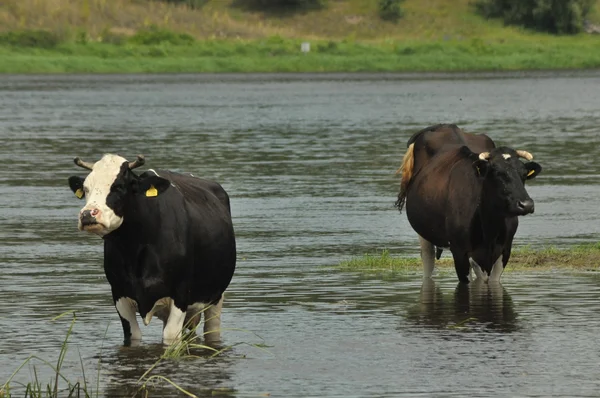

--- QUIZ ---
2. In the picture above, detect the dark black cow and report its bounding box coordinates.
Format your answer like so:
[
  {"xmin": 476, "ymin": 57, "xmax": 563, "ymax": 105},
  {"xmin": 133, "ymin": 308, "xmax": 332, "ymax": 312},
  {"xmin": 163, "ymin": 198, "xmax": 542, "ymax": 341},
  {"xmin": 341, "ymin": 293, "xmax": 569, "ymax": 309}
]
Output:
[
  {"xmin": 68, "ymin": 154, "xmax": 236, "ymax": 344},
  {"xmin": 396, "ymin": 124, "xmax": 542, "ymax": 283}
]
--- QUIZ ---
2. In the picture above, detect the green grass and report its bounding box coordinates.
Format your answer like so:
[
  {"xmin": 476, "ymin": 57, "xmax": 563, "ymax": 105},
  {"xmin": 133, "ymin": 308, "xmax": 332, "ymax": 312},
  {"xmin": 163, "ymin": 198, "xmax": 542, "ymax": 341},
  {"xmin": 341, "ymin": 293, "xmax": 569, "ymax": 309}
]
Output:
[
  {"xmin": 1, "ymin": 309, "xmax": 270, "ymax": 398},
  {"xmin": 1, "ymin": 312, "xmax": 101, "ymax": 398},
  {"xmin": 1, "ymin": 35, "xmax": 600, "ymax": 73},
  {"xmin": 2, "ymin": 0, "xmax": 600, "ymax": 41},
  {"xmin": 340, "ymin": 243, "xmax": 600, "ymax": 273},
  {"xmin": 1, "ymin": 0, "xmax": 600, "ymax": 73}
]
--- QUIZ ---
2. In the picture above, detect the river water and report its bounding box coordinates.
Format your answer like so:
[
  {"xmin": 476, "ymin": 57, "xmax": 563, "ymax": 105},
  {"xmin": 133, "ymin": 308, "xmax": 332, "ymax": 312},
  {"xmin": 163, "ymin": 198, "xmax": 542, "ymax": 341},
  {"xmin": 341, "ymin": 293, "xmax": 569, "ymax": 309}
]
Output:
[{"xmin": 1, "ymin": 72, "xmax": 600, "ymax": 397}]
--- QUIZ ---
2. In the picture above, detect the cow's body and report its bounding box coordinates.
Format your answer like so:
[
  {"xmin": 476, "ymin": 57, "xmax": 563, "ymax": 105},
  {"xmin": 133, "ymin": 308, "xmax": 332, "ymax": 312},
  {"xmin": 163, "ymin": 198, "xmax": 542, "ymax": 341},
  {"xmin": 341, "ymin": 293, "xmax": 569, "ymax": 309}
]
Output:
[
  {"xmin": 396, "ymin": 124, "xmax": 541, "ymax": 283},
  {"xmin": 69, "ymin": 155, "xmax": 235, "ymax": 344}
]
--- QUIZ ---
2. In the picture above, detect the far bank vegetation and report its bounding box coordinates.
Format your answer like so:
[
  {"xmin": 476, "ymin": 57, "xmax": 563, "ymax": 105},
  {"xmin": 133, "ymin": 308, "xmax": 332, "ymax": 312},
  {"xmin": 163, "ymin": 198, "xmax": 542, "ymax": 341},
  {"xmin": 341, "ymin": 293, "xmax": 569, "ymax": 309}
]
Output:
[{"xmin": 1, "ymin": 0, "xmax": 599, "ymax": 47}]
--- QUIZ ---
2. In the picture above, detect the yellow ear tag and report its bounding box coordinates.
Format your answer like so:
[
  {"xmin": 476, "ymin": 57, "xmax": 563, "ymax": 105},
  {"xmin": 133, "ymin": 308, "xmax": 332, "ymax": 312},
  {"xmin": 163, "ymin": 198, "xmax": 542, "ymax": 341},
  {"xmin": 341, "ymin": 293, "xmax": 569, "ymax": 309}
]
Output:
[
  {"xmin": 75, "ymin": 188, "xmax": 84, "ymax": 199},
  {"xmin": 527, "ymin": 169, "xmax": 535, "ymax": 177},
  {"xmin": 145, "ymin": 185, "xmax": 158, "ymax": 197}
]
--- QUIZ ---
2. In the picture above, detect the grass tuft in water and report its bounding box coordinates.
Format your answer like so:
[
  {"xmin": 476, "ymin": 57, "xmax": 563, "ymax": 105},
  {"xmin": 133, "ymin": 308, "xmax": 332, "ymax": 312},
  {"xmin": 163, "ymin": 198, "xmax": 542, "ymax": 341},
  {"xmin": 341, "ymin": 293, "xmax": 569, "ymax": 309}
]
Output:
[
  {"xmin": 339, "ymin": 243, "xmax": 600, "ymax": 272},
  {"xmin": 0, "ymin": 309, "xmax": 252, "ymax": 398},
  {"xmin": 447, "ymin": 317, "xmax": 478, "ymax": 330},
  {"xmin": 339, "ymin": 249, "xmax": 421, "ymax": 271},
  {"xmin": 1, "ymin": 309, "xmax": 271, "ymax": 397},
  {"xmin": 135, "ymin": 307, "xmax": 272, "ymax": 396},
  {"xmin": 1, "ymin": 311, "xmax": 97, "ymax": 398},
  {"xmin": 509, "ymin": 243, "xmax": 600, "ymax": 271}
]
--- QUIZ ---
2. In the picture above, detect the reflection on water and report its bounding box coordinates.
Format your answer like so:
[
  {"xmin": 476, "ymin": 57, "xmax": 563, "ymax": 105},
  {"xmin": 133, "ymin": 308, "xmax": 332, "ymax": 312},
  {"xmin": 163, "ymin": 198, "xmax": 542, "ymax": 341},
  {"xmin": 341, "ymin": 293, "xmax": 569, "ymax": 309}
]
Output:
[
  {"xmin": 408, "ymin": 279, "xmax": 518, "ymax": 333},
  {"xmin": 1, "ymin": 72, "xmax": 600, "ymax": 397}
]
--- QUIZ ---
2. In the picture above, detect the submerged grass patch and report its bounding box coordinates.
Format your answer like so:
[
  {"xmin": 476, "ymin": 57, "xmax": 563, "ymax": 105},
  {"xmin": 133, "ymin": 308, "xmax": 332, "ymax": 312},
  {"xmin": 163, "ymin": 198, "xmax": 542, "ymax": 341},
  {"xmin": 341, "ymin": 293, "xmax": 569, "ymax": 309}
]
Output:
[
  {"xmin": 339, "ymin": 243, "xmax": 600, "ymax": 273},
  {"xmin": 0, "ymin": 311, "xmax": 101, "ymax": 398},
  {"xmin": 509, "ymin": 242, "xmax": 600, "ymax": 271},
  {"xmin": 340, "ymin": 249, "xmax": 422, "ymax": 271},
  {"xmin": 1, "ymin": 309, "xmax": 270, "ymax": 398},
  {"xmin": 1, "ymin": 34, "xmax": 600, "ymax": 73}
]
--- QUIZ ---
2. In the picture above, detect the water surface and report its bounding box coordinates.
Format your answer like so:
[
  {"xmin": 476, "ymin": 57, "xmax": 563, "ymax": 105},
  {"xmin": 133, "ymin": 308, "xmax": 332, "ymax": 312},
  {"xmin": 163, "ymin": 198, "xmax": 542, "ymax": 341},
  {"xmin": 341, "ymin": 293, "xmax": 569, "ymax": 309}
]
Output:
[{"xmin": 1, "ymin": 72, "xmax": 600, "ymax": 397}]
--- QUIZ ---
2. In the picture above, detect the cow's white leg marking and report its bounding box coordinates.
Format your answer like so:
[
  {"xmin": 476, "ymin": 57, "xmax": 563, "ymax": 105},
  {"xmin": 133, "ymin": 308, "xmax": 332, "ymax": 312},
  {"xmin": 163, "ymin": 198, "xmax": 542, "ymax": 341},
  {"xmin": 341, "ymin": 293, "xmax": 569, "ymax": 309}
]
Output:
[
  {"xmin": 489, "ymin": 255, "xmax": 504, "ymax": 282},
  {"xmin": 163, "ymin": 301, "xmax": 186, "ymax": 344},
  {"xmin": 204, "ymin": 296, "xmax": 224, "ymax": 342},
  {"xmin": 115, "ymin": 298, "xmax": 141, "ymax": 341},
  {"xmin": 469, "ymin": 259, "xmax": 486, "ymax": 282},
  {"xmin": 419, "ymin": 235, "xmax": 435, "ymax": 278}
]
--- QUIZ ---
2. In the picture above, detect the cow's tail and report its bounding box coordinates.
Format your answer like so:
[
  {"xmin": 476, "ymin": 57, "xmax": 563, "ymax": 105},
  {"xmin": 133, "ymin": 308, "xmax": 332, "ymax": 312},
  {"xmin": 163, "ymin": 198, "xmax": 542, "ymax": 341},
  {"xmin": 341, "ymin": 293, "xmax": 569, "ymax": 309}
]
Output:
[{"xmin": 395, "ymin": 143, "xmax": 415, "ymax": 211}]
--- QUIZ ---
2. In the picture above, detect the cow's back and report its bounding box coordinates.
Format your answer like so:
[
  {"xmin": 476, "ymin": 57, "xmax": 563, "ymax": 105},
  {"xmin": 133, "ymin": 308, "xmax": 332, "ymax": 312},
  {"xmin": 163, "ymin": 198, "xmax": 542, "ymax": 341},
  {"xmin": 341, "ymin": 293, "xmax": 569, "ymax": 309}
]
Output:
[
  {"xmin": 151, "ymin": 169, "xmax": 232, "ymax": 214},
  {"xmin": 409, "ymin": 124, "xmax": 495, "ymax": 174}
]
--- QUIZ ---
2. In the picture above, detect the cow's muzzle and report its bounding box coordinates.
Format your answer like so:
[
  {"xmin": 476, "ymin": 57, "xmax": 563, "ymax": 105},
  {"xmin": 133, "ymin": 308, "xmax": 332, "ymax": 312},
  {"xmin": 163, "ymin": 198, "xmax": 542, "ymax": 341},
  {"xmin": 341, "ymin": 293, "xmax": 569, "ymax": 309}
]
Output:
[
  {"xmin": 80, "ymin": 209, "xmax": 100, "ymax": 227},
  {"xmin": 516, "ymin": 199, "xmax": 535, "ymax": 215}
]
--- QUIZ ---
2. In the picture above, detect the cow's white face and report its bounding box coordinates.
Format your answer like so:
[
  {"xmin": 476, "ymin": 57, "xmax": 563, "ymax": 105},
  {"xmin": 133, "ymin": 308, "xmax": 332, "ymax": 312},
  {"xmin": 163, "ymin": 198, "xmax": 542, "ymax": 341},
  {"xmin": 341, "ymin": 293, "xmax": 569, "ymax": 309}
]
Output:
[
  {"xmin": 69, "ymin": 153, "xmax": 172, "ymax": 237},
  {"xmin": 77, "ymin": 154, "xmax": 128, "ymax": 236}
]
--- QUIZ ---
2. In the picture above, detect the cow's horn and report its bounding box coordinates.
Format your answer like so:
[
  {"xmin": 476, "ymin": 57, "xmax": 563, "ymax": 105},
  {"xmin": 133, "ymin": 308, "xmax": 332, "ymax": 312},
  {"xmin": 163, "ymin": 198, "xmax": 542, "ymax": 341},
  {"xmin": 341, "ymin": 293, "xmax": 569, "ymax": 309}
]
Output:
[
  {"xmin": 478, "ymin": 152, "xmax": 491, "ymax": 161},
  {"xmin": 515, "ymin": 150, "xmax": 533, "ymax": 161},
  {"xmin": 74, "ymin": 157, "xmax": 94, "ymax": 171},
  {"xmin": 128, "ymin": 155, "xmax": 145, "ymax": 169}
]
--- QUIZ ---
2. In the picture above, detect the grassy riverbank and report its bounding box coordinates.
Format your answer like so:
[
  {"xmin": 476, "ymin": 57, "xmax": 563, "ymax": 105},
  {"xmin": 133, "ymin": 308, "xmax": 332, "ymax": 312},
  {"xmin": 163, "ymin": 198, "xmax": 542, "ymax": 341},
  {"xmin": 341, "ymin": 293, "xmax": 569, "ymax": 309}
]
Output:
[
  {"xmin": 2, "ymin": 35, "xmax": 600, "ymax": 74},
  {"xmin": 1, "ymin": 0, "xmax": 600, "ymax": 73},
  {"xmin": 339, "ymin": 243, "xmax": 600, "ymax": 273}
]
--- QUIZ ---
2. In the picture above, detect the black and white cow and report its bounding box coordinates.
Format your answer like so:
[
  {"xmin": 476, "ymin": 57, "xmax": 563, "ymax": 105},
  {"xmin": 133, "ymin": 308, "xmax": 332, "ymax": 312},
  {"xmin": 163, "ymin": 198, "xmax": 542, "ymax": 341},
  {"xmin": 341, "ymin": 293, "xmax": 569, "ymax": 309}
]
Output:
[{"xmin": 68, "ymin": 154, "xmax": 236, "ymax": 345}]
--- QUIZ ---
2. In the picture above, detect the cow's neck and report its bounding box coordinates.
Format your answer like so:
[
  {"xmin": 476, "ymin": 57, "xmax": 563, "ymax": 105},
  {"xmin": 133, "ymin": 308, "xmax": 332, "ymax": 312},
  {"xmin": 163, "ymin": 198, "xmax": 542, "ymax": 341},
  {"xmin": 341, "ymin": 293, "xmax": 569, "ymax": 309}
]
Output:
[
  {"xmin": 476, "ymin": 185, "xmax": 509, "ymax": 254},
  {"xmin": 104, "ymin": 196, "xmax": 157, "ymax": 245}
]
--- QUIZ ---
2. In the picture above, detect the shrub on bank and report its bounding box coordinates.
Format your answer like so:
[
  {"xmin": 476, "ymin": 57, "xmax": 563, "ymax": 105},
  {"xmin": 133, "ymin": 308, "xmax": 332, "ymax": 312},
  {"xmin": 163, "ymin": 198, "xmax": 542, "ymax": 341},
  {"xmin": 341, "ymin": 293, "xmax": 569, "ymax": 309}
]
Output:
[
  {"xmin": 232, "ymin": 0, "xmax": 325, "ymax": 11},
  {"xmin": 378, "ymin": 0, "xmax": 404, "ymax": 22},
  {"xmin": 0, "ymin": 26, "xmax": 196, "ymax": 48},
  {"xmin": 474, "ymin": 0, "xmax": 595, "ymax": 34},
  {"xmin": 0, "ymin": 30, "xmax": 60, "ymax": 48}
]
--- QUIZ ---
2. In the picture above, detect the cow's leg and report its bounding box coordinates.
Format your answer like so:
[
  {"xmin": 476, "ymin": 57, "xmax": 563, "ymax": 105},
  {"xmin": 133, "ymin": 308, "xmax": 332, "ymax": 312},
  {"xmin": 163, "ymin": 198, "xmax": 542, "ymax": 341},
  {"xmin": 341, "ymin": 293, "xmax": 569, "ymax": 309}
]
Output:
[
  {"xmin": 163, "ymin": 301, "xmax": 186, "ymax": 344},
  {"xmin": 451, "ymin": 250, "xmax": 471, "ymax": 284},
  {"xmin": 489, "ymin": 255, "xmax": 504, "ymax": 282},
  {"xmin": 115, "ymin": 297, "xmax": 141, "ymax": 345},
  {"xmin": 469, "ymin": 259, "xmax": 485, "ymax": 281},
  {"xmin": 186, "ymin": 303, "xmax": 204, "ymax": 332},
  {"xmin": 203, "ymin": 296, "xmax": 224, "ymax": 342},
  {"xmin": 419, "ymin": 235, "xmax": 435, "ymax": 278}
]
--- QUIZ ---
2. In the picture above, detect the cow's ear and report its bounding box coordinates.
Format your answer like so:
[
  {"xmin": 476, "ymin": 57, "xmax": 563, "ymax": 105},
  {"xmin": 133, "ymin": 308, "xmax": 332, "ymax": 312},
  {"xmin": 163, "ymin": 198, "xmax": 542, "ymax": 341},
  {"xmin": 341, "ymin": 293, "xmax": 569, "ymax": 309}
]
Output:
[
  {"xmin": 525, "ymin": 162, "xmax": 542, "ymax": 180},
  {"xmin": 68, "ymin": 176, "xmax": 85, "ymax": 199},
  {"xmin": 473, "ymin": 159, "xmax": 489, "ymax": 178},
  {"xmin": 459, "ymin": 146, "xmax": 489, "ymax": 178},
  {"xmin": 137, "ymin": 176, "xmax": 171, "ymax": 198}
]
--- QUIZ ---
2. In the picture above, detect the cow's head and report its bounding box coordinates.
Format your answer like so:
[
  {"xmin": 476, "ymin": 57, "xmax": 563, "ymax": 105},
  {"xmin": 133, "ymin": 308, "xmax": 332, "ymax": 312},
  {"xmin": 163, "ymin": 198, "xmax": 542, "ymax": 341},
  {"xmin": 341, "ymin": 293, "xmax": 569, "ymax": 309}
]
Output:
[
  {"xmin": 465, "ymin": 146, "xmax": 542, "ymax": 216},
  {"xmin": 68, "ymin": 154, "xmax": 170, "ymax": 237}
]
